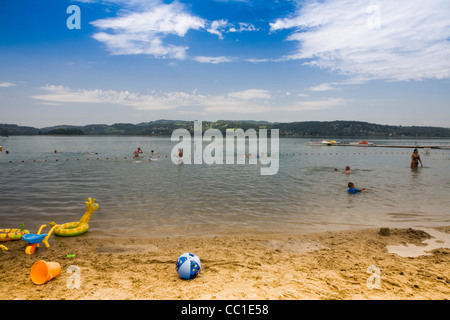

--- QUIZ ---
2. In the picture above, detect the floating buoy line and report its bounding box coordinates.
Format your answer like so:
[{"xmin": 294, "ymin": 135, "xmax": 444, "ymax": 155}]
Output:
[{"xmin": 2, "ymin": 150, "xmax": 449, "ymax": 164}]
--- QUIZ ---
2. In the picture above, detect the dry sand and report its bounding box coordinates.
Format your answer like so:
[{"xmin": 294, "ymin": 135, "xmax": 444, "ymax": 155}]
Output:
[{"xmin": 0, "ymin": 226, "xmax": 449, "ymax": 300}]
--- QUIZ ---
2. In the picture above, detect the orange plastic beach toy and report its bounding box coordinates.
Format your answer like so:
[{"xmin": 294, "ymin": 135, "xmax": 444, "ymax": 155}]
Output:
[{"xmin": 30, "ymin": 260, "xmax": 61, "ymax": 285}]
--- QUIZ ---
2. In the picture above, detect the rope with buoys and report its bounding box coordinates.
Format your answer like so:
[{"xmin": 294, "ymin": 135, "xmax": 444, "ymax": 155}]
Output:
[
  {"xmin": 3, "ymin": 150, "xmax": 449, "ymax": 164},
  {"xmin": 5, "ymin": 155, "xmax": 170, "ymax": 164}
]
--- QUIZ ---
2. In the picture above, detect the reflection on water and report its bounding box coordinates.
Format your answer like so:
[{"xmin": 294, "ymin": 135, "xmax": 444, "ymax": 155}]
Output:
[{"xmin": 0, "ymin": 136, "xmax": 449, "ymax": 237}]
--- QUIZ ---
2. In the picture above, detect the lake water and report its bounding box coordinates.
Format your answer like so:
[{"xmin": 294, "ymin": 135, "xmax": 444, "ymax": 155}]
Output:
[{"xmin": 1, "ymin": 135, "xmax": 449, "ymax": 238}]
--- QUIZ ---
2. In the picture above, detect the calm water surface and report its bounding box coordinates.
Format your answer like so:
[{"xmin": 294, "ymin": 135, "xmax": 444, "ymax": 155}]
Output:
[{"xmin": 1, "ymin": 136, "xmax": 449, "ymax": 237}]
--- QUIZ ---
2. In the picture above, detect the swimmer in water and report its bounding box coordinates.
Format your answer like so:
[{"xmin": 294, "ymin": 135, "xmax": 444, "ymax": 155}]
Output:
[
  {"xmin": 345, "ymin": 166, "xmax": 351, "ymax": 174},
  {"xmin": 347, "ymin": 182, "xmax": 365, "ymax": 194}
]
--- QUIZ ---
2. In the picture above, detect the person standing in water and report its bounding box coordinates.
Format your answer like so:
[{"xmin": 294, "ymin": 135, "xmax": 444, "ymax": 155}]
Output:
[{"xmin": 410, "ymin": 148, "xmax": 423, "ymax": 167}]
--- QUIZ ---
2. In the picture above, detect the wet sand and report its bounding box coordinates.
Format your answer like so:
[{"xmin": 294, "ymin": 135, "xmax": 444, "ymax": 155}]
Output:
[{"xmin": 0, "ymin": 226, "xmax": 449, "ymax": 300}]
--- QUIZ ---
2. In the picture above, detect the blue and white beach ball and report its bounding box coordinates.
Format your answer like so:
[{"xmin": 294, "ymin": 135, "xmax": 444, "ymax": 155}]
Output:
[{"xmin": 176, "ymin": 252, "xmax": 201, "ymax": 280}]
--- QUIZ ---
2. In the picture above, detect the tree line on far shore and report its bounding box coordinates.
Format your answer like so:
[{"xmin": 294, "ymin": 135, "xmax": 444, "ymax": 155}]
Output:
[{"xmin": 1, "ymin": 120, "xmax": 450, "ymax": 138}]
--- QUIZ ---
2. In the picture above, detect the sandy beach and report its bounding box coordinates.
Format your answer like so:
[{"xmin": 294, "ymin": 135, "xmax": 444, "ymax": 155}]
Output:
[{"xmin": 0, "ymin": 226, "xmax": 449, "ymax": 300}]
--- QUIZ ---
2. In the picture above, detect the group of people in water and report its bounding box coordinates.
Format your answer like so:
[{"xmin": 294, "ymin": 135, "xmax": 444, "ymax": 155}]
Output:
[
  {"xmin": 341, "ymin": 149, "xmax": 424, "ymax": 194},
  {"xmin": 3, "ymin": 145, "xmax": 426, "ymax": 191},
  {"xmin": 133, "ymin": 147, "xmax": 158, "ymax": 159},
  {"xmin": 333, "ymin": 165, "xmax": 353, "ymax": 174},
  {"xmin": 334, "ymin": 165, "xmax": 365, "ymax": 193}
]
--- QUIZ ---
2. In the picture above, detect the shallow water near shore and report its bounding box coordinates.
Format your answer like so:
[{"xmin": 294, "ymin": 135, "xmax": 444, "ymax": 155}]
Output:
[{"xmin": 1, "ymin": 136, "xmax": 449, "ymax": 237}]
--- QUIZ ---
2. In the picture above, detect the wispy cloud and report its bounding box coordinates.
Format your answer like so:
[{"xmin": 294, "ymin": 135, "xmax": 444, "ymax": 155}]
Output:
[
  {"xmin": 192, "ymin": 56, "xmax": 235, "ymax": 64},
  {"xmin": 33, "ymin": 85, "xmax": 188, "ymax": 110},
  {"xmin": 0, "ymin": 82, "xmax": 15, "ymax": 88},
  {"xmin": 90, "ymin": 0, "xmax": 257, "ymax": 60},
  {"xmin": 32, "ymin": 85, "xmax": 272, "ymax": 112},
  {"xmin": 228, "ymin": 89, "xmax": 271, "ymax": 100},
  {"xmin": 32, "ymin": 85, "xmax": 346, "ymax": 114},
  {"xmin": 207, "ymin": 20, "xmax": 257, "ymax": 39},
  {"xmin": 91, "ymin": 1, "xmax": 204, "ymax": 58},
  {"xmin": 270, "ymin": 0, "xmax": 450, "ymax": 82},
  {"xmin": 308, "ymin": 83, "xmax": 337, "ymax": 92},
  {"xmin": 245, "ymin": 58, "xmax": 270, "ymax": 63},
  {"xmin": 206, "ymin": 19, "xmax": 229, "ymax": 39}
]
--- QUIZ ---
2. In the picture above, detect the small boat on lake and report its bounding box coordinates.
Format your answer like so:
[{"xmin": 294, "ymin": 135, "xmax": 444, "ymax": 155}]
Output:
[
  {"xmin": 307, "ymin": 140, "xmax": 340, "ymax": 146},
  {"xmin": 348, "ymin": 140, "xmax": 374, "ymax": 146}
]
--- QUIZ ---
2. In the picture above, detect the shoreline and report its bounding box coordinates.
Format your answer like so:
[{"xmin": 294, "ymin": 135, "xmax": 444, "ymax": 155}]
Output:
[{"xmin": 0, "ymin": 226, "xmax": 449, "ymax": 300}]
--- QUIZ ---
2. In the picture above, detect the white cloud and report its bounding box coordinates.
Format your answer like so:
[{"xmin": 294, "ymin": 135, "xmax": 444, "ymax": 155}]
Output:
[
  {"xmin": 89, "ymin": 0, "xmax": 257, "ymax": 59},
  {"xmin": 32, "ymin": 85, "xmax": 271, "ymax": 112},
  {"xmin": 308, "ymin": 83, "xmax": 337, "ymax": 92},
  {"xmin": 229, "ymin": 22, "xmax": 257, "ymax": 33},
  {"xmin": 228, "ymin": 89, "xmax": 271, "ymax": 100},
  {"xmin": 270, "ymin": 0, "xmax": 450, "ymax": 82},
  {"xmin": 245, "ymin": 58, "xmax": 270, "ymax": 63},
  {"xmin": 33, "ymin": 85, "xmax": 190, "ymax": 110},
  {"xmin": 207, "ymin": 19, "xmax": 229, "ymax": 39},
  {"xmin": 92, "ymin": 31, "xmax": 189, "ymax": 58},
  {"xmin": 91, "ymin": 1, "xmax": 205, "ymax": 58},
  {"xmin": 0, "ymin": 82, "xmax": 15, "ymax": 88},
  {"xmin": 206, "ymin": 20, "xmax": 257, "ymax": 39},
  {"xmin": 32, "ymin": 85, "xmax": 348, "ymax": 115},
  {"xmin": 193, "ymin": 51, "xmax": 263, "ymax": 65},
  {"xmin": 193, "ymin": 56, "xmax": 235, "ymax": 64}
]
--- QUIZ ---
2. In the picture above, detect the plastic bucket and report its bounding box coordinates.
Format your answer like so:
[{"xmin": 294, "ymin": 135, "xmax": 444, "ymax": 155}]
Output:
[{"xmin": 30, "ymin": 260, "xmax": 61, "ymax": 285}]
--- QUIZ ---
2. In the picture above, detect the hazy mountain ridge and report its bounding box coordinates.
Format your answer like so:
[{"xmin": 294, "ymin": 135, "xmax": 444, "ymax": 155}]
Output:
[{"xmin": 1, "ymin": 120, "xmax": 450, "ymax": 137}]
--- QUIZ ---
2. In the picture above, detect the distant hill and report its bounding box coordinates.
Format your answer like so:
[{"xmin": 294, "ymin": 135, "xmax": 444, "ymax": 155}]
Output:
[
  {"xmin": 1, "ymin": 120, "xmax": 450, "ymax": 138},
  {"xmin": 44, "ymin": 128, "xmax": 85, "ymax": 135},
  {"xmin": 0, "ymin": 124, "xmax": 40, "ymax": 136}
]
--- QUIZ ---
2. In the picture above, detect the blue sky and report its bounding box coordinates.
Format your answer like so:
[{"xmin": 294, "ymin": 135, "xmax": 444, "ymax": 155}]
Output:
[{"xmin": 1, "ymin": 0, "xmax": 449, "ymax": 128}]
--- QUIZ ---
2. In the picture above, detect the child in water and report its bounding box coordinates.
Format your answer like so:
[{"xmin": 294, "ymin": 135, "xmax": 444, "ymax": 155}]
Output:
[{"xmin": 347, "ymin": 182, "xmax": 365, "ymax": 194}]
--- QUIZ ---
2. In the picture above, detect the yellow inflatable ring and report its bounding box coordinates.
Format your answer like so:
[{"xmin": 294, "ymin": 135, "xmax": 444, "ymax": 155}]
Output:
[
  {"xmin": 50, "ymin": 198, "xmax": 99, "ymax": 237},
  {"xmin": 51, "ymin": 221, "xmax": 90, "ymax": 237}
]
